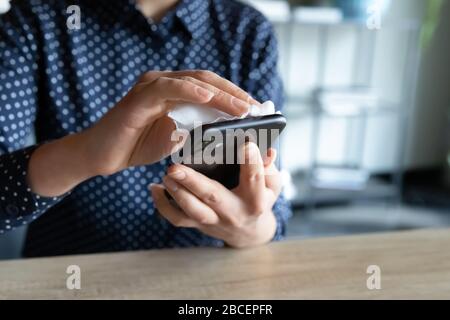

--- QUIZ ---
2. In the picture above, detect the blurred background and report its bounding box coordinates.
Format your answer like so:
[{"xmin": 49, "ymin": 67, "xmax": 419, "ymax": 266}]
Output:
[
  {"xmin": 1, "ymin": 0, "xmax": 449, "ymax": 259},
  {"xmin": 244, "ymin": 0, "xmax": 450, "ymax": 239}
]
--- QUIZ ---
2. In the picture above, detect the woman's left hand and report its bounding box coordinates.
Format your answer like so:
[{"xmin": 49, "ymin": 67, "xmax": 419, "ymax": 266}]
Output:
[{"xmin": 150, "ymin": 143, "xmax": 282, "ymax": 248}]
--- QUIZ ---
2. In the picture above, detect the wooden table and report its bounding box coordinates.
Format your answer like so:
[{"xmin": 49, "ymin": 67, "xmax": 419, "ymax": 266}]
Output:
[{"xmin": 0, "ymin": 228, "xmax": 449, "ymax": 299}]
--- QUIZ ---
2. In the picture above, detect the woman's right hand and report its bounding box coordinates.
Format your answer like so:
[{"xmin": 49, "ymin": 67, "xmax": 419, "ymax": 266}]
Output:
[{"xmin": 28, "ymin": 70, "xmax": 258, "ymax": 197}]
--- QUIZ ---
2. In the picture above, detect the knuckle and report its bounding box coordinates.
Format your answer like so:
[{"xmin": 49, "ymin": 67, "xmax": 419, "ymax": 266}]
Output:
[
  {"xmin": 201, "ymin": 216, "xmax": 216, "ymax": 225},
  {"xmin": 179, "ymin": 76, "xmax": 196, "ymax": 83},
  {"xmin": 214, "ymin": 90, "xmax": 228, "ymax": 101},
  {"xmin": 175, "ymin": 197, "xmax": 187, "ymax": 209},
  {"xmin": 197, "ymin": 70, "xmax": 215, "ymax": 81},
  {"xmin": 247, "ymin": 172, "xmax": 264, "ymax": 183},
  {"xmin": 178, "ymin": 80, "xmax": 193, "ymax": 92},
  {"xmin": 229, "ymin": 216, "xmax": 244, "ymax": 229},
  {"xmin": 250, "ymin": 203, "xmax": 265, "ymax": 216},
  {"xmin": 228, "ymin": 85, "xmax": 241, "ymax": 96},
  {"xmin": 151, "ymin": 76, "xmax": 167, "ymax": 87},
  {"xmin": 201, "ymin": 189, "xmax": 221, "ymax": 206},
  {"xmin": 139, "ymin": 71, "xmax": 157, "ymax": 83},
  {"xmin": 172, "ymin": 217, "xmax": 186, "ymax": 228},
  {"xmin": 176, "ymin": 197, "xmax": 189, "ymax": 210}
]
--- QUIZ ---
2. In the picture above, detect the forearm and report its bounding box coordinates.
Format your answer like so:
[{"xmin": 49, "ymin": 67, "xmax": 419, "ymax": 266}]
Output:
[{"xmin": 27, "ymin": 132, "xmax": 96, "ymax": 197}]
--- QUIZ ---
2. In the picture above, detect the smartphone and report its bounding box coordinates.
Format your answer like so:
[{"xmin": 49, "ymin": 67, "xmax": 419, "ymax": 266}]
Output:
[{"xmin": 170, "ymin": 114, "xmax": 287, "ymax": 190}]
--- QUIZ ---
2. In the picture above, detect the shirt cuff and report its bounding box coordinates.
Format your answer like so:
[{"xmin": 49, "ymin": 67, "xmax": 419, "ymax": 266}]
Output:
[
  {"xmin": 271, "ymin": 194, "xmax": 293, "ymax": 241},
  {"xmin": 0, "ymin": 145, "xmax": 68, "ymax": 233}
]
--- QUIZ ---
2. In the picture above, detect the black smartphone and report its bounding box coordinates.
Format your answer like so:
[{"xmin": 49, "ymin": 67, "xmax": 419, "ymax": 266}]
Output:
[{"xmin": 170, "ymin": 114, "xmax": 286, "ymax": 190}]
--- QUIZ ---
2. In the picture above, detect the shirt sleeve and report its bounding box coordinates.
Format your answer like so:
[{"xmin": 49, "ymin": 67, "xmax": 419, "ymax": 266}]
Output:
[
  {"xmin": 0, "ymin": 5, "xmax": 66, "ymax": 235},
  {"xmin": 240, "ymin": 13, "xmax": 293, "ymax": 241}
]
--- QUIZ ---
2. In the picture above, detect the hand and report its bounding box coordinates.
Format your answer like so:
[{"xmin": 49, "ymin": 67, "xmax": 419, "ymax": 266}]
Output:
[
  {"xmin": 83, "ymin": 70, "xmax": 258, "ymax": 175},
  {"xmin": 150, "ymin": 143, "xmax": 282, "ymax": 249},
  {"xmin": 28, "ymin": 70, "xmax": 259, "ymax": 197}
]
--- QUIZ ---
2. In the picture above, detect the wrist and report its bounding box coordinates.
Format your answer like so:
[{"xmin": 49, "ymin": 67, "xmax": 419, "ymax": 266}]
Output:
[
  {"xmin": 225, "ymin": 210, "xmax": 277, "ymax": 249},
  {"xmin": 253, "ymin": 210, "xmax": 277, "ymax": 245},
  {"xmin": 28, "ymin": 132, "xmax": 96, "ymax": 197},
  {"xmin": 70, "ymin": 130, "xmax": 101, "ymax": 178},
  {"xmin": 74, "ymin": 129, "xmax": 105, "ymax": 177}
]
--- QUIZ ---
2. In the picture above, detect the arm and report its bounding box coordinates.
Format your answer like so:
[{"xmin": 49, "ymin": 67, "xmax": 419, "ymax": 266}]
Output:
[
  {"xmin": 0, "ymin": 68, "xmax": 256, "ymax": 235},
  {"xmin": 0, "ymin": 5, "xmax": 67, "ymax": 233},
  {"xmin": 0, "ymin": 7, "xmax": 256, "ymax": 234},
  {"xmin": 27, "ymin": 71, "xmax": 255, "ymax": 197}
]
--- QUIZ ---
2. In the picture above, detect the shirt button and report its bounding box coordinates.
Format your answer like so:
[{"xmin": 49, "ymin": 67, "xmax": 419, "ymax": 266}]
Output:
[{"xmin": 5, "ymin": 204, "xmax": 19, "ymax": 217}]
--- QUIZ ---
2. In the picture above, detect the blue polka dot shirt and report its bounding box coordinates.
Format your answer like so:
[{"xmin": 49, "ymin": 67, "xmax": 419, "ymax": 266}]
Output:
[{"xmin": 0, "ymin": 0, "xmax": 292, "ymax": 257}]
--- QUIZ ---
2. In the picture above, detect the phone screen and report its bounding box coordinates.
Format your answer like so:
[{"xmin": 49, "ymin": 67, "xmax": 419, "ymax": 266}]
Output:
[{"xmin": 175, "ymin": 114, "xmax": 286, "ymax": 189}]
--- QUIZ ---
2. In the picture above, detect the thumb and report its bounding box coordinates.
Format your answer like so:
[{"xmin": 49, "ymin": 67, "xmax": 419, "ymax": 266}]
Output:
[
  {"xmin": 262, "ymin": 148, "xmax": 282, "ymax": 196},
  {"xmin": 154, "ymin": 116, "xmax": 188, "ymax": 159},
  {"xmin": 238, "ymin": 142, "xmax": 265, "ymax": 203}
]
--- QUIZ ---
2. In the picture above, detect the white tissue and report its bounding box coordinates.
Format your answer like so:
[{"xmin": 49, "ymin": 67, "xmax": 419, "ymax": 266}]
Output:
[
  {"xmin": 168, "ymin": 100, "xmax": 277, "ymax": 131},
  {"xmin": 0, "ymin": 0, "xmax": 11, "ymax": 14}
]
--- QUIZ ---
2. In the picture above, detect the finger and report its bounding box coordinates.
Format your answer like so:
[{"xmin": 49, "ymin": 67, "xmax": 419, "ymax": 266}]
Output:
[
  {"xmin": 263, "ymin": 148, "xmax": 282, "ymax": 196},
  {"xmin": 139, "ymin": 70, "xmax": 259, "ymax": 106},
  {"xmin": 165, "ymin": 164, "xmax": 241, "ymax": 224},
  {"xmin": 150, "ymin": 184, "xmax": 200, "ymax": 228},
  {"xmin": 163, "ymin": 176, "xmax": 220, "ymax": 225},
  {"xmin": 264, "ymin": 162, "xmax": 282, "ymax": 197},
  {"xmin": 263, "ymin": 148, "xmax": 277, "ymax": 168},
  {"xmin": 152, "ymin": 115, "xmax": 187, "ymax": 156},
  {"xmin": 176, "ymin": 76, "xmax": 250, "ymax": 116},
  {"xmin": 168, "ymin": 70, "xmax": 260, "ymax": 105},
  {"xmin": 147, "ymin": 76, "xmax": 215, "ymax": 109},
  {"xmin": 238, "ymin": 143, "xmax": 265, "ymax": 214}
]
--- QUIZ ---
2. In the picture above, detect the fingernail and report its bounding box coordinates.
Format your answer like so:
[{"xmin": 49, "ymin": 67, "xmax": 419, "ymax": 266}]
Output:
[
  {"xmin": 164, "ymin": 177, "xmax": 178, "ymax": 192},
  {"xmin": 232, "ymin": 97, "xmax": 250, "ymax": 111},
  {"xmin": 247, "ymin": 95, "xmax": 260, "ymax": 105},
  {"xmin": 245, "ymin": 143, "xmax": 260, "ymax": 164},
  {"xmin": 148, "ymin": 183, "xmax": 156, "ymax": 191},
  {"xmin": 169, "ymin": 170, "xmax": 186, "ymax": 181},
  {"xmin": 246, "ymin": 142, "xmax": 258, "ymax": 152},
  {"xmin": 270, "ymin": 148, "xmax": 277, "ymax": 163},
  {"xmin": 196, "ymin": 87, "xmax": 214, "ymax": 100}
]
